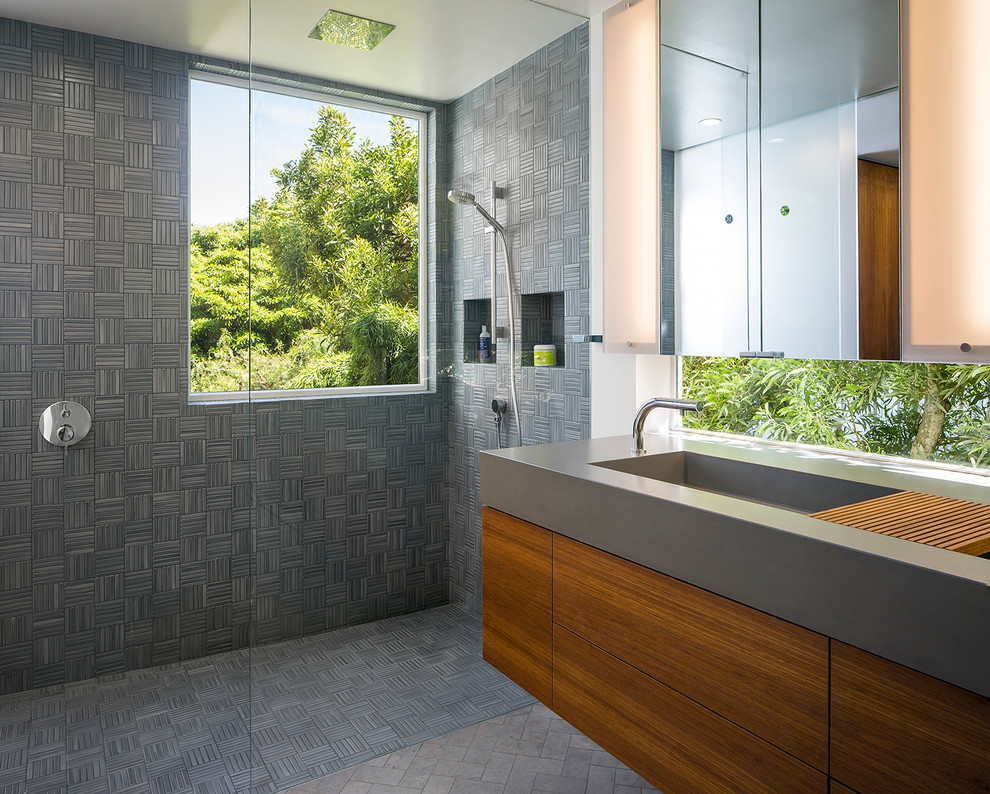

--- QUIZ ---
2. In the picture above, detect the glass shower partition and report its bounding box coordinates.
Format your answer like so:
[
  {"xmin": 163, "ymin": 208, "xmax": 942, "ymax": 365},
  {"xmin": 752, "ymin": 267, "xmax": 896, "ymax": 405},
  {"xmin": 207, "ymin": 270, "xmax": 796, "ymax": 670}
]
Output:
[{"xmin": 185, "ymin": 3, "xmax": 257, "ymax": 792}]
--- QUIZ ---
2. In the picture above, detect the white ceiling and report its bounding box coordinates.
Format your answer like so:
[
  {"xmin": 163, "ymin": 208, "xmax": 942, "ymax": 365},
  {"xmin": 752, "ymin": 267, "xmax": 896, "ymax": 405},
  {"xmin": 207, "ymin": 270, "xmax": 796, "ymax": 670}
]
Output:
[
  {"xmin": 660, "ymin": 0, "xmax": 899, "ymax": 152},
  {"xmin": 858, "ymin": 89, "xmax": 899, "ymax": 166},
  {"xmin": 0, "ymin": 0, "xmax": 617, "ymax": 102},
  {"xmin": 4, "ymin": 0, "xmax": 899, "ymax": 136},
  {"xmin": 660, "ymin": 45, "xmax": 750, "ymax": 151}
]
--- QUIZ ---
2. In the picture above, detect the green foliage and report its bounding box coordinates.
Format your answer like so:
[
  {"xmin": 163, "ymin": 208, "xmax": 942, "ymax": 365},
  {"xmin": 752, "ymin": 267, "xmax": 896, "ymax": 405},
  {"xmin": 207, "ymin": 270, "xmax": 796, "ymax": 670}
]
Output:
[
  {"xmin": 191, "ymin": 104, "xmax": 420, "ymax": 394},
  {"xmin": 190, "ymin": 220, "xmax": 317, "ymax": 357},
  {"xmin": 189, "ymin": 329, "xmax": 297, "ymax": 393},
  {"xmin": 311, "ymin": 11, "xmax": 394, "ymax": 51},
  {"xmin": 349, "ymin": 302, "xmax": 419, "ymax": 386},
  {"xmin": 280, "ymin": 330, "xmax": 356, "ymax": 390},
  {"xmin": 255, "ymin": 108, "xmax": 420, "ymax": 387},
  {"xmin": 681, "ymin": 357, "xmax": 990, "ymax": 468}
]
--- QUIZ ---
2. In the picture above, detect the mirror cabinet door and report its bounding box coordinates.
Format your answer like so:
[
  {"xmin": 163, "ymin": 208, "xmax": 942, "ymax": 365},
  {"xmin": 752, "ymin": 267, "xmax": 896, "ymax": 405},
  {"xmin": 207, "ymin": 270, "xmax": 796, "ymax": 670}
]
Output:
[
  {"xmin": 664, "ymin": 0, "xmax": 758, "ymax": 357},
  {"xmin": 664, "ymin": 0, "xmax": 899, "ymax": 361}
]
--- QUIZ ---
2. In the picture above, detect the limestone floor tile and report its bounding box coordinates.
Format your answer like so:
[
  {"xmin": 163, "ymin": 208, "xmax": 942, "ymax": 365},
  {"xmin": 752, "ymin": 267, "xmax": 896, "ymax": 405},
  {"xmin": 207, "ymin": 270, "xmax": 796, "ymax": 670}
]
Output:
[{"xmin": 281, "ymin": 705, "xmax": 660, "ymax": 794}]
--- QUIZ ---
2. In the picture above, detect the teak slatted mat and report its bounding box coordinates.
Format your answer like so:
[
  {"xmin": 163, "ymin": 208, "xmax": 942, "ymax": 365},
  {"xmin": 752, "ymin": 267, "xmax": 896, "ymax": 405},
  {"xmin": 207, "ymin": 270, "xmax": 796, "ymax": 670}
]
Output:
[{"xmin": 811, "ymin": 491, "xmax": 990, "ymax": 557}]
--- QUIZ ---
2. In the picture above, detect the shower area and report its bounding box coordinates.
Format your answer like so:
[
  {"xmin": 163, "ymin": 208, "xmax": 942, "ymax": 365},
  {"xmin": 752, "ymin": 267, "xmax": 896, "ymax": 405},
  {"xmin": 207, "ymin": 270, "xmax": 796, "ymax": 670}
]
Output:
[{"xmin": 0, "ymin": 1, "xmax": 593, "ymax": 791}]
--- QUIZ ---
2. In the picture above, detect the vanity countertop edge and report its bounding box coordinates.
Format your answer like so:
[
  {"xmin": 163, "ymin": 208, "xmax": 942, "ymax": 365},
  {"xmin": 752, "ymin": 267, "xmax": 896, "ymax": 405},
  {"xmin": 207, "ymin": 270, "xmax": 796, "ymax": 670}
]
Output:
[{"xmin": 480, "ymin": 433, "xmax": 990, "ymax": 699}]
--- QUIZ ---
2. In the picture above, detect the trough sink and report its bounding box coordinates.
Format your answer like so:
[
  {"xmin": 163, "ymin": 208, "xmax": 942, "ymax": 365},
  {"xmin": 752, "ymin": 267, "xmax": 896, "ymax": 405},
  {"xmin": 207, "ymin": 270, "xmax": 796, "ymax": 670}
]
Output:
[{"xmin": 592, "ymin": 450, "xmax": 899, "ymax": 514}]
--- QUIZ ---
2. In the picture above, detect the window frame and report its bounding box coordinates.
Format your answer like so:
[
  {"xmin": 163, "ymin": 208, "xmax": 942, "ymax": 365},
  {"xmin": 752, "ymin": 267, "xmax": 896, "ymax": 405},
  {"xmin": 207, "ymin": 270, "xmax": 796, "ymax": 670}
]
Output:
[{"xmin": 187, "ymin": 70, "xmax": 430, "ymax": 403}]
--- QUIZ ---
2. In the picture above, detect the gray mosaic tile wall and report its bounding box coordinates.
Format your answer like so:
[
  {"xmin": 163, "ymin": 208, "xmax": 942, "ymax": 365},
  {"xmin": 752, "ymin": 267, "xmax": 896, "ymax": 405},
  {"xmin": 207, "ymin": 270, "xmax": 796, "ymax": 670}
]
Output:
[
  {"xmin": 0, "ymin": 17, "xmax": 446, "ymax": 695},
  {"xmin": 661, "ymin": 148, "xmax": 675, "ymax": 355},
  {"xmin": 0, "ymin": 13, "xmax": 590, "ymax": 696},
  {"xmin": 443, "ymin": 25, "xmax": 592, "ymax": 610}
]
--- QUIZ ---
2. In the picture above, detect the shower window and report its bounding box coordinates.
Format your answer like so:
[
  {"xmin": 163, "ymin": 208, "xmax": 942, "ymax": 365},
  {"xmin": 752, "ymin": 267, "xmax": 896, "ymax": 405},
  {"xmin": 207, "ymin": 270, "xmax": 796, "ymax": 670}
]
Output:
[{"xmin": 188, "ymin": 73, "xmax": 427, "ymax": 399}]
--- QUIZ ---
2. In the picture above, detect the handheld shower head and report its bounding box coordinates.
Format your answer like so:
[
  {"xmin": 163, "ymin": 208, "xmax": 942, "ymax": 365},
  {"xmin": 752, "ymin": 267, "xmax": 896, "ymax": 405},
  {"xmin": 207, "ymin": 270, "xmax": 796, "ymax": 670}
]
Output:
[
  {"xmin": 449, "ymin": 182, "xmax": 520, "ymax": 444},
  {"xmin": 447, "ymin": 189, "xmax": 476, "ymax": 206},
  {"xmin": 448, "ymin": 188, "xmax": 504, "ymax": 235}
]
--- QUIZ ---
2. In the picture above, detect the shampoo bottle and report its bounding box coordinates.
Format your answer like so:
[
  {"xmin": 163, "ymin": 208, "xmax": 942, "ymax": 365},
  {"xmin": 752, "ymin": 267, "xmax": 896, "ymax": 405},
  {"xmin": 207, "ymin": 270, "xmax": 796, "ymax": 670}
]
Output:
[{"xmin": 479, "ymin": 325, "xmax": 491, "ymax": 362}]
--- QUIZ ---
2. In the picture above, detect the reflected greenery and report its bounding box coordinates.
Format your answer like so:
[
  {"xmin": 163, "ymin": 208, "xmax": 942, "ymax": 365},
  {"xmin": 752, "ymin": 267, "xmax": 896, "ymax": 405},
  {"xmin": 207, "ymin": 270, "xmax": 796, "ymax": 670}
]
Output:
[
  {"xmin": 681, "ymin": 357, "xmax": 990, "ymax": 468},
  {"xmin": 309, "ymin": 10, "xmax": 395, "ymax": 51}
]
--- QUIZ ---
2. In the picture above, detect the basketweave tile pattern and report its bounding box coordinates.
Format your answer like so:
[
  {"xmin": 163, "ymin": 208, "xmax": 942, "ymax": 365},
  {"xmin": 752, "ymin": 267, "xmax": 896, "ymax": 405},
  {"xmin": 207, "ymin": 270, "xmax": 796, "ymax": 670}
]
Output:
[
  {"xmin": 0, "ymin": 15, "xmax": 447, "ymax": 696},
  {"xmin": 0, "ymin": 605, "xmax": 534, "ymax": 794},
  {"xmin": 277, "ymin": 703, "xmax": 660, "ymax": 794},
  {"xmin": 443, "ymin": 25, "xmax": 592, "ymax": 611},
  {"xmin": 660, "ymin": 149, "xmax": 674, "ymax": 356}
]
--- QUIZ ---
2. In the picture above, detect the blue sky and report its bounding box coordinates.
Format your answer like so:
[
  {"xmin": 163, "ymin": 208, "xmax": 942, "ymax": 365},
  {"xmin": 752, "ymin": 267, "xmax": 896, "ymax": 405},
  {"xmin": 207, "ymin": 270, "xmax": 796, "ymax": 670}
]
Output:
[{"xmin": 190, "ymin": 79, "xmax": 401, "ymax": 226}]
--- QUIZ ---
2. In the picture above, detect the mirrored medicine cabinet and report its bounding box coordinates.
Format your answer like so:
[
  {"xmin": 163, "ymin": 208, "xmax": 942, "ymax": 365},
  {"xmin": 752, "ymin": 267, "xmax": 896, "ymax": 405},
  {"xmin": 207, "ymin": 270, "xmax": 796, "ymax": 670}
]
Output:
[{"xmin": 654, "ymin": 0, "xmax": 900, "ymax": 362}]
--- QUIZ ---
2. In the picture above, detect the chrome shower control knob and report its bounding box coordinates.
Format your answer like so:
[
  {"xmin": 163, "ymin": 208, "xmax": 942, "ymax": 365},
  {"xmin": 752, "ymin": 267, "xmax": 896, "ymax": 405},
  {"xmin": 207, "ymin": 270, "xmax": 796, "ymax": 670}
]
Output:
[{"xmin": 39, "ymin": 401, "xmax": 91, "ymax": 447}]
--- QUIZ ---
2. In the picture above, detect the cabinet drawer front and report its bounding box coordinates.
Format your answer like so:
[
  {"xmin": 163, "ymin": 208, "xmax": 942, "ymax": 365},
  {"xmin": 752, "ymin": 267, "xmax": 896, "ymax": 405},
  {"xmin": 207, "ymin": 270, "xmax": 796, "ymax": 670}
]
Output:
[
  {"xmin": 553, "ymin": 624, "xmax": 826, "ymax": 794},
  {"xmin": 831, "ymin": 641, "xmax": 990, "ymax": 792},
  {"xmin": 481, "ymin": 507, "xmax": 553, "ymax": 706},
  {"xmin": 553, "ymin": 534, "xmax": 829, "ymax": 771}
]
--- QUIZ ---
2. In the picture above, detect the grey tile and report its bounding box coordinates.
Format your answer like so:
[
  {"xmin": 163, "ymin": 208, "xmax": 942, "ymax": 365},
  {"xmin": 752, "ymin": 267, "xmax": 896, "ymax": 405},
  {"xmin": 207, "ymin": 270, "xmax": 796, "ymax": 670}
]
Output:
[
  {"xmin": 287, "ymin": 704, "xmax": 658, "ymax": 794},
  {"xmin": 0, "ymin": 606, "xmax": 555, "ymax": 794},
  {"xmin": 2, "ymin": 13, "xmax": 594, "ymax": 792},
  {"xmin": 2, "ymin": 17, "xmax": 457, "ymax": 698}
]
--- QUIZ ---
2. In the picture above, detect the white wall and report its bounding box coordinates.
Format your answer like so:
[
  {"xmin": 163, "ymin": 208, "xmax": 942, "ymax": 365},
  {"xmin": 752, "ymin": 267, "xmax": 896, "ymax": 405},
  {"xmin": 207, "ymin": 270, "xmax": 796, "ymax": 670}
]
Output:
[
  {"xmin": 761, "ymin": 103, "xmax": 858, "ymax": 359},
  {"xmin": 674, "ymin": 134, "xmax": 750, "ymax": 356}
]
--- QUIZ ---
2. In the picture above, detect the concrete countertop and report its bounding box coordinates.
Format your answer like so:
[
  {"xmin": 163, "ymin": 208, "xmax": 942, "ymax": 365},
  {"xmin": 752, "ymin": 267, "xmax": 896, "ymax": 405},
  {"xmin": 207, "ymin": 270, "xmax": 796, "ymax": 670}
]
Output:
[{"xmin": 480, "ymin": 432, "xmax": 990, "ymax": 699}]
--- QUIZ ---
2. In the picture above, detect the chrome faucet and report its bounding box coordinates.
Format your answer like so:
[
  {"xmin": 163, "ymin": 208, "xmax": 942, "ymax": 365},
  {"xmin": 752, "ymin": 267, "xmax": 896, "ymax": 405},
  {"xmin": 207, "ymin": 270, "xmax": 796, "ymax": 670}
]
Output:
[{"xmin": 632, "ymin": 397, "xmax": 704, "ymax": 455}]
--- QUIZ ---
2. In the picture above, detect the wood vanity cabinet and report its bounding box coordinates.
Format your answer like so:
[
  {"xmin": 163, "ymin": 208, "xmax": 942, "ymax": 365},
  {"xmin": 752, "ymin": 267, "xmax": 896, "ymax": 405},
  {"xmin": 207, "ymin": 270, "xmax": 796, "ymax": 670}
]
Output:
[
  {"xmin": 481, "ymin": 508, "xmax": 827, "ymax": 792},
  {"xmin": 830, "ymin": 641, "xmax": 990, "ymax": 792},
  {"xmin": 483, "ymin": 508, "xmax": 990, "ymax": 792},
  {"xmin": 553, "ymin": 533, "xmax": 829, "ymax": 772},
  {"xmin": 480, "ymin": 507, "xmax": 553, "ymax": 707},
  {"xmin": 553, "ymin": 623, "xmax": 823, "ymax": 793}
]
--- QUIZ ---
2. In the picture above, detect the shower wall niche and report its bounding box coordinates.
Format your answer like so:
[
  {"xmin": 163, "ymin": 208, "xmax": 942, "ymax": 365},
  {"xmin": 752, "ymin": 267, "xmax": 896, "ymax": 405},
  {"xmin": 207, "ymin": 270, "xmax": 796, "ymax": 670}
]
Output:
[
  {"xmin": 463, "ymin": 298, "xmax": 493, "ymax": 363},
  {"xmin": 521, "ymin": 291, "xmax": 565, "ymax": 367}
]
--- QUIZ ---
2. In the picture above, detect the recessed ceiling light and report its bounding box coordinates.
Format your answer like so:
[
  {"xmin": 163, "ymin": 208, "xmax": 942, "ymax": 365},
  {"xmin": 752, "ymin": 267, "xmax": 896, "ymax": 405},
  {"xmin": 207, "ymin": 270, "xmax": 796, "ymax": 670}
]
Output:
[
  {"xmin": 309, "ymin": 9, "xmax": 395, "ymax": 51},
  {"xmin": 769, "ymin": 137, "xmax": 785, "ymax": 143},
  {"xmin": 698, "ymin": 117, "xmax": 722, "ymax": 127}
]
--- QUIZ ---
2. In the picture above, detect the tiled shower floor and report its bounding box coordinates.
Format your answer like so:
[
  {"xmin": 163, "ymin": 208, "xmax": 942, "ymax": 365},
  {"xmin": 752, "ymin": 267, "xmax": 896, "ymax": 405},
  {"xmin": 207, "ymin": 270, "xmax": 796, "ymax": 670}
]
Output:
[
  {"xmin": 279, "ymin": 703, "xmax": 661, "ymax": 794},
  {"xmin": 0, "ymin": 605, "xmax": 536, "ymax": 794}
]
